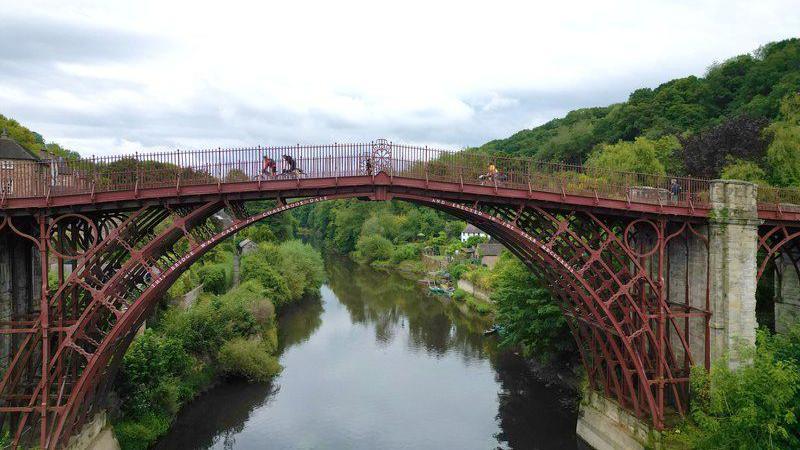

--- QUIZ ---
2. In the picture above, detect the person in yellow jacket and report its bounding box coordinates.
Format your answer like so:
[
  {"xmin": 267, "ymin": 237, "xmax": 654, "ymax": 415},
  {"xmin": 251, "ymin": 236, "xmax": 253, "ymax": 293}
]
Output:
[{"xmin": 479, "ymin": 163, "xmax": 498, "ymax": 185}]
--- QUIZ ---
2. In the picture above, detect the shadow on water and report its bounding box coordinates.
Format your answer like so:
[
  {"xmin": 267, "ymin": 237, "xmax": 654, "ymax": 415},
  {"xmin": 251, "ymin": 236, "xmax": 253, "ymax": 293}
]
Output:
[
  {"xmin": 154, "ymin": 255, "xmax": 578, "ymax": 449},
  {"xmin": 152, "ymin": 380, "xmax": 278, "ymax": 450}
]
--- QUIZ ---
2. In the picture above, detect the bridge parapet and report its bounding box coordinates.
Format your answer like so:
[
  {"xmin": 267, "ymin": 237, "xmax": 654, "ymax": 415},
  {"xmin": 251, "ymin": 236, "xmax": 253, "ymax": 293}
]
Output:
[{"xmin": 0, "ymin": 141, "xmax": 717, "ymax": 214}]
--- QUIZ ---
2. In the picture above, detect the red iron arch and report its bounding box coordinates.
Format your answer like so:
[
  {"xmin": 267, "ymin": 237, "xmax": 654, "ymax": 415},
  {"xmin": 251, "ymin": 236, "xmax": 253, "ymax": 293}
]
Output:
[{"xmin": 2, "ymin": 189, "xmax": 705, "ymax": 448}]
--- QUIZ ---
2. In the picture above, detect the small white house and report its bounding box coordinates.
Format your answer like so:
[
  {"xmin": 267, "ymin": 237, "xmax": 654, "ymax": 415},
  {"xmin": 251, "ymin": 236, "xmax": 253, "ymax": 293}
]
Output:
[{"xmin": 460, "ymin": 224, "xmax": 488, "ymax": 243}]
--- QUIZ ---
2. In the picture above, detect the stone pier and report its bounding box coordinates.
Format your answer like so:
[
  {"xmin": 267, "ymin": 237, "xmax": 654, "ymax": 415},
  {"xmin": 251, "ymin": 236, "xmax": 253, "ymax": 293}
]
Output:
[{"xmin": 708, "ymin": 180, "xmax": 759, "ymax": 365}]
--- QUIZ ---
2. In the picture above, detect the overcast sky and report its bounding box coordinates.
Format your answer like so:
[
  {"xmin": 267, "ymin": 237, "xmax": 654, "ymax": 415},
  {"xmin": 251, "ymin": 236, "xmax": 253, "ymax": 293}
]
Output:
[{"xmin": 0, "ymin": 0, "xmax": 798, "ymax": 156}]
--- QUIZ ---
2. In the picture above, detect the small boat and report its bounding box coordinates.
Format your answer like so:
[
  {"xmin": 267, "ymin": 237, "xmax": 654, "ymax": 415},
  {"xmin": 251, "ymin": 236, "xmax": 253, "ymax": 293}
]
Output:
[
  {"xmin": 428, "ymin": 285, "xmax": 454, "ymax": 297},
  {"xmin": 483, "ymin": 325, "xmax": 500, "ymax": 336}
]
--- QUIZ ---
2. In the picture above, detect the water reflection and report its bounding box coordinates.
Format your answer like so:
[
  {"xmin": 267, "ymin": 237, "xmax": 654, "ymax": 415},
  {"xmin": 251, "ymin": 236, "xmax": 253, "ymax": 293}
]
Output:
[
  {"xmin": 153, "ymin": 381, "xmax": 278, "ymax": 450},
  {"xmin": 155, "ymin": 256, "xmax": 578, "ymax": 449},
  {"xmin": 327, "ymin": 258, "xmax": 493, "ymax": 362}
]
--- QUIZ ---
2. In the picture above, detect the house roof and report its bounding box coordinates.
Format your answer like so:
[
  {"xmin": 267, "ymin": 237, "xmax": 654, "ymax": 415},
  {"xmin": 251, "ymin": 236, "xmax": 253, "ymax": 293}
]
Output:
[
  {"xmin": 477, "ymin": 243, "xmax": 504, "ymax": 257},
  {"xmin": 0, "ymin": 129, "xmax": 39, "ymax": 161},
  {"xmin": 238, "ymin": 238, "xmax": 256, "ymax": 249},
  {"xmin": 463, "ymin": 224, "xmax": 486, "ymax": 234}
]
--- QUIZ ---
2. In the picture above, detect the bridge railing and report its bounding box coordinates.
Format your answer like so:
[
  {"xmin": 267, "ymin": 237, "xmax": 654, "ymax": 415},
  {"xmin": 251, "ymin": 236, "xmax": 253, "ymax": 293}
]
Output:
[{"xmin": 0, "ymin": 140, "xmax": 752, "ymax": 211}]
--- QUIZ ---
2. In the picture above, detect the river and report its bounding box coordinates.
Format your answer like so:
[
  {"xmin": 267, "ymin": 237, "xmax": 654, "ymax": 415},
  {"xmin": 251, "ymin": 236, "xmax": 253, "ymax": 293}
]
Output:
[{"xmin": 154, "ymin": 257, "xmax": 579, "ymax": 449}]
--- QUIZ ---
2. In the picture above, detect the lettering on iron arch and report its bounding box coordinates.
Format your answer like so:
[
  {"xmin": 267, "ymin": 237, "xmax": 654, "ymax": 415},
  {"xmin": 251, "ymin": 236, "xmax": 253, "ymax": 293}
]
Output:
[{"xmin": 430, "ymin": 198, "xmax": 577, "ymax": 276}]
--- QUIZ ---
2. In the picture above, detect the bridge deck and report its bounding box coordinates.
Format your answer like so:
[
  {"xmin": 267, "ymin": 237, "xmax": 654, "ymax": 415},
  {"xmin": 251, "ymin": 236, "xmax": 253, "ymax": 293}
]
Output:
[{"xmin": 1, "ymin": 140, "xmax": 798, "ymax": 222}]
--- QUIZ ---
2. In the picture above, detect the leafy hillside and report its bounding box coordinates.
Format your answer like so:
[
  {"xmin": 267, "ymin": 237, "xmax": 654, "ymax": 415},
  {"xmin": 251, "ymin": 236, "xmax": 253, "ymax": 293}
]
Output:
[
  {"xmin": 477, "ymin": 38, "xmax": 800, "ymax": 183},
  {"xmin": 0, "ymin": 114, "xmax": 78, "ymax": 160}
]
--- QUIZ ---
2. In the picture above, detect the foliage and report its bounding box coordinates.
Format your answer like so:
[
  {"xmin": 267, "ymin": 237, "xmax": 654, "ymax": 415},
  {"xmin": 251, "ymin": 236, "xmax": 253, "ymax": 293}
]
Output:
[
  {"xmin": 448, "ymin": 262, "xmax": 471, "ymax": 281},
  {"xmin": 492, "ymin": 253, "xmax": 572, "ymax": 361},
  {"xmin": 218, "ymin": 337, "xmax": 282, "ymax": 382},
  {"xmin": 355, "ymin": 234, "xmax": 394, "ymax": 265},
  {"xmin": 241, "ymin": 200, "xmax": 298, "ymax": 243},
  {"xmin": 766, "ymin": 93, "xmax": 800, "ymax": 187},
  {"xmin": 476, "ymin": 39, "xmax": 800, "ymax": 164},
  {"xmin": 114, "ymin": 412, "xmax": 171, "ymax": 450},
  {"xmin": 160, "ymin": 290, "xmax": 257, "ymax": 356},
  {"xmin": 275, "ymin": 240, "xmax": 326, "ymax": 300},
  {"xmin": 721, "ymin": 159, "xmax": 769, "ymax": 184},
  {"xmin": 464, "ymin": 266, "xmax": 493, "ymax": 291},
  {"xmin": 224, "ymin": 168, "xmax": 249, "ymax": 182},
  {"xmin": 0, "ymin": 113, "xmax": 79, "ymax": 159},
  {"xmin": 466, "ymin": 297, "xmax": 493, "ymax": 315},
  {"xmin": 198, "ymin": 263, "xmax": 228, "ymax": 295},
  {"xmin": 464, "ymin": 235, "xmax": 488, "ymax": 248},
  {"xmin": 586, "ymin": 136, "xmax": 670, "ymax": 175},
  {"xmin": 240, "ymin": 241, "xmax": 324, "ymax": 309},
  {"xmin": 391, "ymin": 243, "xmax": 420, "ymax": 264},
  {"xmin": 117, "ymin": 330, "xmax": 191, "ymax": 417},
  {"xmin": 671, "ymin": 328, "xmax": 800, "ymax": 449},
  {"xmin": 680, "ymin": 115, "xmax": 770, "ymax": 179},
  {"xmin": 241, "ymin": 253, "xmax": 291, "ymax": 303}
]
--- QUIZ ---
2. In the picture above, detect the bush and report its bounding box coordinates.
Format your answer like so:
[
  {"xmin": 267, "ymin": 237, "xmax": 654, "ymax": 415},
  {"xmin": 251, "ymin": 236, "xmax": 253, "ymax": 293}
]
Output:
[
  {"xmin": 159, "ymin": 291, "xmax": 259, "ymax": 356},
  {"xmin": 276, "ymin": 241, "xmax": 325, "ymax": 299},
  {"xmin": 671, "ymin": 329, "xmax": 800, "ymax": 449},
  {"xmin": 355, "ymin": 234, "xmax": 394, "ymax": 265},
  {"xmin": 114, "ymin": 412, "xmax": 171, "ymax": 450},
  {"xmin": 391, "ymin": 243, "xmax": 420, "ymax": 263},
  {"xmin": 118, "ymin": 330, "xmax": 191, "ymax": 417},
  {"xmin": 241, "ymin": 255, "xmax": 291, "ymax": 303},
  {"xmin": 448, "ymin": 262, "xmax": 470, "ymax": 281},
  {"xmin": 721, "ymin": 159, "xmax": 769, "ymax": 184},
  {"xmin": 241, "ymin": 241, "xmax": 324, "ymax": 308},
  {"xmin": 465, "ymin": 266, "xmax": 493, "ymax": 291},
  {"xmin": 467, "ymin": 298, "xmax": 494, "ymax": 315},
  {"xmin": 452, "ymin": 288, "xmax": 466, "ymax": 302},
  {"xmin": 250, "ymin": 296, "xmax": 276, "ymax": 327},
  {"xmin": 198, "ymin": 263, "xmax": 228, "ymax": 295},
  {"xmin": 218, "ymin": 337, "xmax": 282, "ymax": 382}
]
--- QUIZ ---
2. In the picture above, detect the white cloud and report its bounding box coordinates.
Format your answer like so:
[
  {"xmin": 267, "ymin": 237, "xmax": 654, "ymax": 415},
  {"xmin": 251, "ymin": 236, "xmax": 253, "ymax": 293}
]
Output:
[{"xmin": 0, "ymin": 0, "xmax": 797, "ymax": 155}]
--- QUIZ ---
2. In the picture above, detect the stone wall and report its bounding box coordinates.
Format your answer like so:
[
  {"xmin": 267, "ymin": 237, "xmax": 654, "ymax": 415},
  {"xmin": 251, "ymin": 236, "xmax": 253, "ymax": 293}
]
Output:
[
  {"xmin": 774, "ymin": 252, "xmax": 800, "ymax": 334},
  {"xmin": 65, "ymin": 411, "xmax": 120, "ymax": 450},
  {"xmin": 0, "ymin": 232, "xmax": 12, "ymax": 370},
  {"xmin": 0, "ymin": 230, "xmax": 37, "ymax": 372},
  {"xmin": 666, "ymin": 225, "xmax": 709, "ymax": 368},
  {"xmin": 576, "ymin": 390, "xmax": 663, "ymax": 450}
]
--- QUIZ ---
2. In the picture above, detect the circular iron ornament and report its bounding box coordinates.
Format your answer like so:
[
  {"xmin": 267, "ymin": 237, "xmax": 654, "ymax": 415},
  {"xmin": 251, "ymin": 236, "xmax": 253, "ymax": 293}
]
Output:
[
  {"xmin": 371, "ymin": 138, "xmax": 392, "ymax": 175},
  {"xmin": 47, "ymin": 213, "xmax": 99, "ymax": 259},
  {"xmin": 624, "ymin": 219, "xmax": 660, "ymax": 258}
]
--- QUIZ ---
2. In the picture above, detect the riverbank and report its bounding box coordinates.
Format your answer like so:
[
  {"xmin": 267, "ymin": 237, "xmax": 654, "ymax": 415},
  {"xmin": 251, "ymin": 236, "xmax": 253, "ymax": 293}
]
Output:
[{"xmin": 110, "ymin": 240, "xmax": 325, "ymax": 450}]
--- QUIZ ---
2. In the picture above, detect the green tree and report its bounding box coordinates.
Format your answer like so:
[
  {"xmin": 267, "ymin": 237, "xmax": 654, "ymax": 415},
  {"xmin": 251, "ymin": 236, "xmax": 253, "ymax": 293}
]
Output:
[
  {"xmin": 721, "ymin": 159, "xmax": 769, "ymax": 184},
  {"xmin": 586, "ymin": 137, "xmax": 667, "ymax": 175},
  {"xmin": 766, "ymin": 93, "xmax": 800, "ymax": 187},
  {"xmin": 355, "ymin": 234, "xmax": 394, "ymax": 264},
  {"xmin": 492, "ymin": 253, "xmax": 572, "ymax": 361},
  {"xmin": 198, "ymin": 263, "xmax": 228, "ymax": 295}
]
